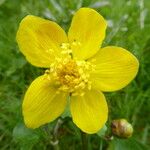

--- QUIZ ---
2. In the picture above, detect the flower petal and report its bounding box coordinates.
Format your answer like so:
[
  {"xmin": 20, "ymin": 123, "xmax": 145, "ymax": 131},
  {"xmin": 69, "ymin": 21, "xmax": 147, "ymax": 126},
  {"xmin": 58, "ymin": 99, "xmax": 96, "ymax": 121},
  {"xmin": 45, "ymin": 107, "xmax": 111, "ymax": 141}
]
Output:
[
  {"xmin": 89, "ymin": 46, "xmax": 139, "ymax": 92},
  {"xmin": 70, "ymin": 89, "xmax": 108, "ymax": 134},
  {"xmin": 23, "ymin": 75, "xmax": 67, "ymax": 128},
  {"xmin": 16, "ymin": 15, "xmax": 68, "ymax": 67},
  {"xmin": 68, "ymin": 8, "xmax": 107, "ymax": 60}
]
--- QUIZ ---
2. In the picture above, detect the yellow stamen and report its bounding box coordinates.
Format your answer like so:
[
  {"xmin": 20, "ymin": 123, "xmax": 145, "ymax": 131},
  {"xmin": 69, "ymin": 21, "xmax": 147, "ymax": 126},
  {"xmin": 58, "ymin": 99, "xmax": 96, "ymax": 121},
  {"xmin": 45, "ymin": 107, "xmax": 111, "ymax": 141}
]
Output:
[{"xmin": 44, "ymin": 43, "xmax": 95, "ymax": 96}]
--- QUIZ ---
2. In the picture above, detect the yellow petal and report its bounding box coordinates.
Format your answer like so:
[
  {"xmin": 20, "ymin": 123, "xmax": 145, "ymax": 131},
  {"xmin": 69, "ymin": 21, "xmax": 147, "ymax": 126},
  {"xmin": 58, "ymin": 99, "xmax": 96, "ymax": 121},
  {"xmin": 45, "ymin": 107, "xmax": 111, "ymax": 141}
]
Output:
[
  {"xmin": 68, "ymin": 8, "xmax": 107, "ymax": 60},
  {"xmin": 89, "ymin": 46, "xmax": 139, "ymax": 91},
  {"xmin": 16, "ymin": 15, "xmax": 68, "ymax": 67},
  {"xmin": 23, "ymin": 75, "xmax": 67, "ymax": 128},
  {"xmin": 70, "ymin": 89, "xmax": 108, "ymax": 134}
]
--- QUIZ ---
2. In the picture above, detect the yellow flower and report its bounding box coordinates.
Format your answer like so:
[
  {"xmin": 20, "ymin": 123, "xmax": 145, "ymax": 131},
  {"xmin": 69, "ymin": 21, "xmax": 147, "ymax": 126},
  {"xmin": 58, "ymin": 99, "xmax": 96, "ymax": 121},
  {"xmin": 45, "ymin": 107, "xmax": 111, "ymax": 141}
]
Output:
[{"xmin": 16, "ymin": 8, "xmax": 139, "ymax": 134}]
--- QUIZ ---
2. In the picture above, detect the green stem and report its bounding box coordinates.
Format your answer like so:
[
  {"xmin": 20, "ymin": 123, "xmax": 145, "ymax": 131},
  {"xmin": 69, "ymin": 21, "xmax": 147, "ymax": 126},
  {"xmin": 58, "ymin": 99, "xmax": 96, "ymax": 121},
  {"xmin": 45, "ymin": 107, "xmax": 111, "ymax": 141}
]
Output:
[
  {"xmin": 52, "ymin": 142, "xmax": 60, "ymax": 150},
  {"xmin": 99, "ymin": 139, "xmax": 103, "ymax": 150},
  {"xmin": 51, "ymin": 119, "xmax": 63, "ymax": 150},
  {"xmin": 81, "ymin": 131, "xmax": 88, "ymax": 150},
  {"xmin": 44, "ymin": 119, "xmax": 63, "ymax": 150},
  {"xmin": 50, "ymin": 139, "xmax": 60, "ymax": 150}
]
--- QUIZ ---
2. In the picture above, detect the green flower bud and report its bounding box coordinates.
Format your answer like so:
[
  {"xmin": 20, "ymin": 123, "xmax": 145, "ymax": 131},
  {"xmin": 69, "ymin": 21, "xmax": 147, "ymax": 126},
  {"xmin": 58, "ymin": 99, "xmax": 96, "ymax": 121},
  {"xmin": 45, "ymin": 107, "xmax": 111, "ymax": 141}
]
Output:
[{"xmin": 111, "ymin": 119, "xmax": 133, "ymax": 138}]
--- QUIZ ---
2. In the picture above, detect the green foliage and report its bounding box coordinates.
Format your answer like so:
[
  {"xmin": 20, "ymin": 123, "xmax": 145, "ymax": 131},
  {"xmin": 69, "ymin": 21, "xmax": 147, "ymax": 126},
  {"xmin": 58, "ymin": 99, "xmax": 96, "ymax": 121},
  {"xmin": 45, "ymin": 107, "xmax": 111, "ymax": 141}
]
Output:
[
  {"xmin": 0, "ymin": 0, "xmax": 150, "ymax": 149},
  {"xmin": 97, "ymin": 125, "xmax": 107, "ymax": 138},
  {"xmin": 108, "ymin": 138, "xmax": 147, "ymax": 150},
  {"xmin": 13, "ymin": 123, "xmax": 39, "ymax": 150}
]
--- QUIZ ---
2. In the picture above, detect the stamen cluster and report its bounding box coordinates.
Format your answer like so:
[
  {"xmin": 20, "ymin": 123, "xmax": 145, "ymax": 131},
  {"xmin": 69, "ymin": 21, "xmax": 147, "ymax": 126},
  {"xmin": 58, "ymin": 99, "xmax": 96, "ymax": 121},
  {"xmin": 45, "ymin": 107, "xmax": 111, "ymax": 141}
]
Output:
[{"xmin": 44, "ymin": 42, "xmax": 95, "ymax": 96}]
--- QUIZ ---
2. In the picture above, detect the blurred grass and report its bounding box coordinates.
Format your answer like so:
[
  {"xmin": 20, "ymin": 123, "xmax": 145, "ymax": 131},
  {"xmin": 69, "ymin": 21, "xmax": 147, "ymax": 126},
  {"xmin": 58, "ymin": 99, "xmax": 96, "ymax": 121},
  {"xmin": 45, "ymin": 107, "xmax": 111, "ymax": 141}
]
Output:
[{"xmin": 0, "ymin": 0, "xmax": 150, "ymax": 149}]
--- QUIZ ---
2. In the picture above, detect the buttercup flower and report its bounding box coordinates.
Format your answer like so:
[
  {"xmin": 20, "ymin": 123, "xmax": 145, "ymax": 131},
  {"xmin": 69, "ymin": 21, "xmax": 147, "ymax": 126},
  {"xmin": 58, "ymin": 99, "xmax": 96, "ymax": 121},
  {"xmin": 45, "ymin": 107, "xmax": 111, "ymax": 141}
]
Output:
[{"xmin": 16, "ymin": 8, "xmax": 139, "ymax": 134}]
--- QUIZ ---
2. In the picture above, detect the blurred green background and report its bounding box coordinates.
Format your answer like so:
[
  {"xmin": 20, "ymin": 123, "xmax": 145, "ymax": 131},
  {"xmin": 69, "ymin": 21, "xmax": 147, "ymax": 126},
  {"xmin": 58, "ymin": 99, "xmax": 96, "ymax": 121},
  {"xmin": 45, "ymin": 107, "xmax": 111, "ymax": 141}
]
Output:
[{"xmin": 0, "ymin": 0, "xmax": 150, "ymax": 149}]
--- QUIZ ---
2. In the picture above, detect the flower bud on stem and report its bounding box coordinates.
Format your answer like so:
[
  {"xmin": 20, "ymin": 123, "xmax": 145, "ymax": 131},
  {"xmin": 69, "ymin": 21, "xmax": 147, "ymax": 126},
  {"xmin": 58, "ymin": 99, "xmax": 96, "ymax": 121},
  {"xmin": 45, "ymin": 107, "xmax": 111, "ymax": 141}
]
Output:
[{"xmin": 111, "ymin": 119, "xmax": 133, "ymax": 138}]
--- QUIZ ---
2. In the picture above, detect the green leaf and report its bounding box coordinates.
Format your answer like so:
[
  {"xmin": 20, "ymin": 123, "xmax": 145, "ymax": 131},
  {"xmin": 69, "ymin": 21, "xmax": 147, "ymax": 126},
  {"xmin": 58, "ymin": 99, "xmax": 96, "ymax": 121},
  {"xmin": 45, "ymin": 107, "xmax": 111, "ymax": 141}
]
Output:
[
  {"xmin": 61, "ymin": 97, "xmax": 71, "ymax": 118},
  {"xmin": 13, "ymin": 123, "xmax": 39, "ymax": 150},
  {"xmin": 108, "ymin": 138, "xmax": 148, "ymax": 150},
  {"xmin": 97, "ymin": 125, "xmax": 107, "ymax": 137},
  {"xmin": 0, "ymin": 0, "xmax": 6, "ymax": 5}
]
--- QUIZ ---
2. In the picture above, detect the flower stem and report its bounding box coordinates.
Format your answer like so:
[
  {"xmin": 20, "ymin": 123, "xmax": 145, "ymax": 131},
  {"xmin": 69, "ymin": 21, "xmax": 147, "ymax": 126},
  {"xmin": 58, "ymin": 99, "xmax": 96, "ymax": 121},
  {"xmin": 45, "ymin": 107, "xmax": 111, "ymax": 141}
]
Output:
[
  {"xmin": 44, "ymin": 119, "xmax": 63, "ymax": 150},
  {"xmin": 81, "ymin": 131, "xmax": 88, "ymax": 150},
  {"xmin": 99, "ymin": 139, "xmax": 103, "ymax": 150},
  {"xmin": 51, "ymin": 142, "xmax": 60, "ymax": 150},
  {"xmin": 51, "ymin": 119, "xmax": 63, "ymax": 150}
]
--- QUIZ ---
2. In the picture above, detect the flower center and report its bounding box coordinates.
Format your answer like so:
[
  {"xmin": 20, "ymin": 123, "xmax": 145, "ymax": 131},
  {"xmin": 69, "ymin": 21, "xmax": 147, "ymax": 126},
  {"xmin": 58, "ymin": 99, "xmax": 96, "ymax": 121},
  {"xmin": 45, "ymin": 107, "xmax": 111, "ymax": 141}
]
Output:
[
  {"xmin": 44, "ymin": 42, "xmax": 95, "ymax": 96},
  {"xmin": 57, "ymin": 60, "xmax": 80, "ymax": 87},
  {"xmin": 45, "ymin": 58, "xmax": 93, "ymax": 96}
]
